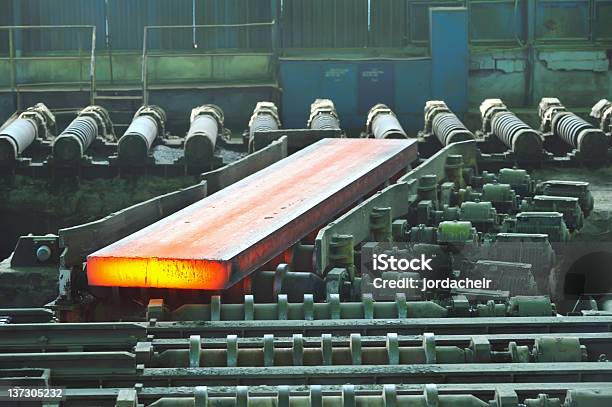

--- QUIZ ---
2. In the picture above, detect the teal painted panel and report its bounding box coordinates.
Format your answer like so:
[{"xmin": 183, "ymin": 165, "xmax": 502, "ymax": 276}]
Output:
[
  {"xmin": 410, "ymin": 1, "xmax": 463, "ymax": 42},
  {"xmin": 470, "ymin": 0, "xmax": 525, "ymax": 43},
  {"xmin": 594, "ymin": 0, "xmax": 612, "ymax": 40},
  {"xmin": 358, "ymin": 62, "xmax": 395, "ymax": 113},
  {"xmin": 279, "ymin": 60, "xmax": 359, "ymax": 127},
  {"xmin": 430, "ymin": 7, "xmax": 468, "ymax": 115},
  {"xmin": 281, "ymin": 0, "xmax": 368, "ymax": 48},
  {"xmin": 535, "ymin": 0, "xmax": 589, "ymax": 40},
  {"xmin": 394, "ymin": 59, "xmax": 432, "ymax": 133}
]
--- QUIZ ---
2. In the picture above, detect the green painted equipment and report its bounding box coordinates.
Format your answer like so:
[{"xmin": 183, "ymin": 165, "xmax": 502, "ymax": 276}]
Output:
[
  {"xmin": 537, "ymin": 180, "xmax": 594, "ymax": 217},
  {"xmin": 437, "ymin": 221, "xmax": 478, "ymax": 244},
  {"xmin": 521, "ymin": 196, "xmax": 584, "ymax": 231},
  {"xmin": 459, "ymin": 201, "xmax": 498, "ymax": 231},
  {"xmin": 498, "ymin": 168, "xmax": 534, "ymax": 197},
  {"xmin": 514, "ymin": 212, "xmax": 570, "ymax": 242},
  {"xmin": 482, "ymin": 183, "xmax": 517, "ymax": 213}
]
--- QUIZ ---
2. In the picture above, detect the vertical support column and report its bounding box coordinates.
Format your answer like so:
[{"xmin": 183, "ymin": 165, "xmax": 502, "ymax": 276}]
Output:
[
  {"xmin": 12, "ymin": 0, "xmax": 22, "ymax": 57},
  {"xmin": 526, "ymin": 0, "xmax": 537, "ymax": 106},
  {"xmin": 430, "ymin": 7, "xmax": 468, "ymax": 118}
]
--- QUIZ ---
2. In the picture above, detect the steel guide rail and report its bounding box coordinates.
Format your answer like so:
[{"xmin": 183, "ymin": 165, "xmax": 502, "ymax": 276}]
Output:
[
  {"xmin": 19, "ymin": 362, "xmax": 609, "ymax": 387},
  {"xmin": 2, "ymin": 330, "xmax": 611, "ymax": 365},
  {"xmin": 55, "ymin": 384, "xmax": 612, "ymax": 407},
  {"xmin": 146, "ymin": 294, "xmax": 556, "ymax": 322},
  {"xmin": 147, "ymin": 317, "xmax": 612, "ymax": 338},
  {"xmin": 9, "ymin": 383, "xmax": 612, "ymax": 407},
  {"xmin": 0, "ymin": 308, "xmax": 55, "ymax": 323},
  {"xmin": 149, "ymin": 332, "xmax": 612, "ymax": 350},
  {"xmin": 2, "ymin": 316, "xmax": 612, "ymax": 349},
  {"xmin": 141, "ymin": 333, "xmax": 606, "ymax": 368},
  {"xmin": 3, "ymin": 341, "xmax": 609, "ymax": 375}
]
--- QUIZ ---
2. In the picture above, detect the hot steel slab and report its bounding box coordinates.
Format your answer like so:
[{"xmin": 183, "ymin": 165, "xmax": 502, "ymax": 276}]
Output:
[{"xmin": 87, "ymin": 139, "xmax": 417, "ymax": 290}]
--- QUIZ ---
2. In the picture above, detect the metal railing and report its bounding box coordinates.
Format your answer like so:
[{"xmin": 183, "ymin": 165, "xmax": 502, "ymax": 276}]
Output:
[
  {"xmin": 0, "ymin": 25, "xmax": 96, "ymax": 106},
  {"xmin": 141, "ymin": 21, "xmax": 277, "ymax": 104}
]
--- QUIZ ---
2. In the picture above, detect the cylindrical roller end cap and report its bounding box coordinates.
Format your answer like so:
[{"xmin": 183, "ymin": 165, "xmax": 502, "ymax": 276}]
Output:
[
  {"xmin": 118, "ymin": 134, "xmax": 150, "ymax": 165},
  {"xmin": 53, "ymin": 135, "xmax": 83, "ymax": 163},
  {"xmin": 0, "ymin": 137, "xmax": 17, "ymax": 162}
]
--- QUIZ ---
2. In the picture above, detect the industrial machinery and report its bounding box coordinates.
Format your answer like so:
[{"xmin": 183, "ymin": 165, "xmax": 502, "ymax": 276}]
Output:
[
  {"xmin": 1, "ymin": 100, "xmax": 611, "ymax": 407},
  {"xmin": 52, "ymin": 105, "xmax": 115, "ymax": 165},
  {"xmin": 308, "ymin": 99, "xmax": 341, "ymax": 131},
  {"xmin": 248, "ymin": 101, "xmax": 281, "ymax": 152},
  {"xmin": 0, "ymin": 103, "xmax": 56, "ymax": 164},
  {"xmin": 365, "ymin": 104, "xmax": 408, "ymax": 139},
  {"xmin": 590, "ymin": 98, "xmax": 612, "ymax": 135},
  {"xmin": 247, "ymin": 99, "xmax": 343, "ymax": 154},
  {"xmin": 422, "ymin": 100, "xmax": 474, "ymax": 146},
  {"xmin": 480, "ymin": 98, "xmax": 543, "ymax": 159},
  {"xmin": 117, "ymin": 105, "xmax": 166, "ymax": 166},
  {"xmin": 182, "ymin": 104, "xmax": 225, "ymax": 169},
  {"xmin": 539, "ymin": 97, "xmax": 609, "ymax": 162}
]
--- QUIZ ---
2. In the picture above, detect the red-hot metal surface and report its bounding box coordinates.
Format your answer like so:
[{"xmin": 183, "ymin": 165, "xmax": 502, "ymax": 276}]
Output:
[{"xmin": 87, "ymin": 138, "xmax": 417, "ymax": 289}]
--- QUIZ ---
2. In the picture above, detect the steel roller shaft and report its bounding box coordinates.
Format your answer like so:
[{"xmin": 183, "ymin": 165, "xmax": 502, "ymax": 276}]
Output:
[
  {"xmin": 248, "ymin": 102, "xmax": 281, "ymax": 152},
  {"xmin": 184, "ymin": 104, "xmax": 224, "ymax": 167},
  {"xmin": 52, "ymin": 105, "xmax": 113, "ymax": 165},
  {"xmin": 308, "ymin": 99, "xmax": 341, "ymax": 131},
  {"xmin": 0, "ymin": 103, "xmax": 55, "ymax": 163},
  {"xmin": 491, "ymin": 111, "xmax": 542, "ymax": 158},
  {"xmin": 552, "ymin": 112, "xmax": 608, "ymax": 157},
  {"xmin": 250, "ymin": 113, "xmax": 279, "ymax": 137},
  {"xmin": 0, "ymin": 119, "xmax": 37, "ymax": 162},
  {"xmin": 367, "ymin": 104, "xmax": 407, "ymax": 139},
  {"xmin": 118, "ymin": 105, "xmax": 166, "ymax": 165},
  {"xmin": 53, "ymin": 116, "xmax": 98, "ymax": 163},
  {"xmin": 432, "ymin": 112, "xmax": 474, "ymax": 145}
]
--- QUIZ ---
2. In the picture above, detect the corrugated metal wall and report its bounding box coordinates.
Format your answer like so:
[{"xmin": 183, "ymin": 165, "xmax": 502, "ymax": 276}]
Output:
[
  {"xmin": 11, "ymin": 0, "xmax": 106, "ymax": 52},
  {"xmin": 108, "ymin": 0, "xmax": 274, "ymax": 50},
  {"xmin": 281, "ymin": 0, "xmax": 369, "ymax": 48},
  {"xmin": 0, "ymin": 0, "xmax": 274, "ymax": 52},
  {"xmin": 0, "ymin": 1, "xmax": 12, "ymax": 55},
  {"xmin": 369, "ymin": 0, "xmax": 409, "ymax": 47},
  {"xmin": 0, "ymin": 0, "xmax": 611, "ymax": 52}
]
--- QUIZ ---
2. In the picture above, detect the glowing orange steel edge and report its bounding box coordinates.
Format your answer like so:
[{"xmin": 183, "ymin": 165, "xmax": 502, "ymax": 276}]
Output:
[{"xmin": 86, "ymin": 256, "xmax": 230, "ymax": 290}]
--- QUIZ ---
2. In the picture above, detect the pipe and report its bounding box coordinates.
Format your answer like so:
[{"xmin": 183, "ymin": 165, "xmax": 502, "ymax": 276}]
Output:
[
  {"xmin": 53, "ymin": 105, "xmax": 113, "ymax": 165},
  {"xmin": 424, "ymin": 101, "xmax": 474, "ymax": 146},
  {"xmin": 118, "ymin": 105, "xmax": 166, "ymax": 165},
  {"xmin": 308, "ymin": 99, "xmax": 340, "ymax": 130},
  {"xmin": 248, "ymin": 101, "xmax": 281, "ymax": 152},
  {"xmin": 184, "ymin": 104, "xmax": 224, "ymax": 167},
  {"xmin": 480, "ymin": 98, "xmax": 542, "ymax": 158},
  {"xmin": 366, "ymin": 104, "xmax": 407, "ymax": 139},
  {"xmin": 0, "ymin": 103, "xmax": 55, "ymax": 163}
]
